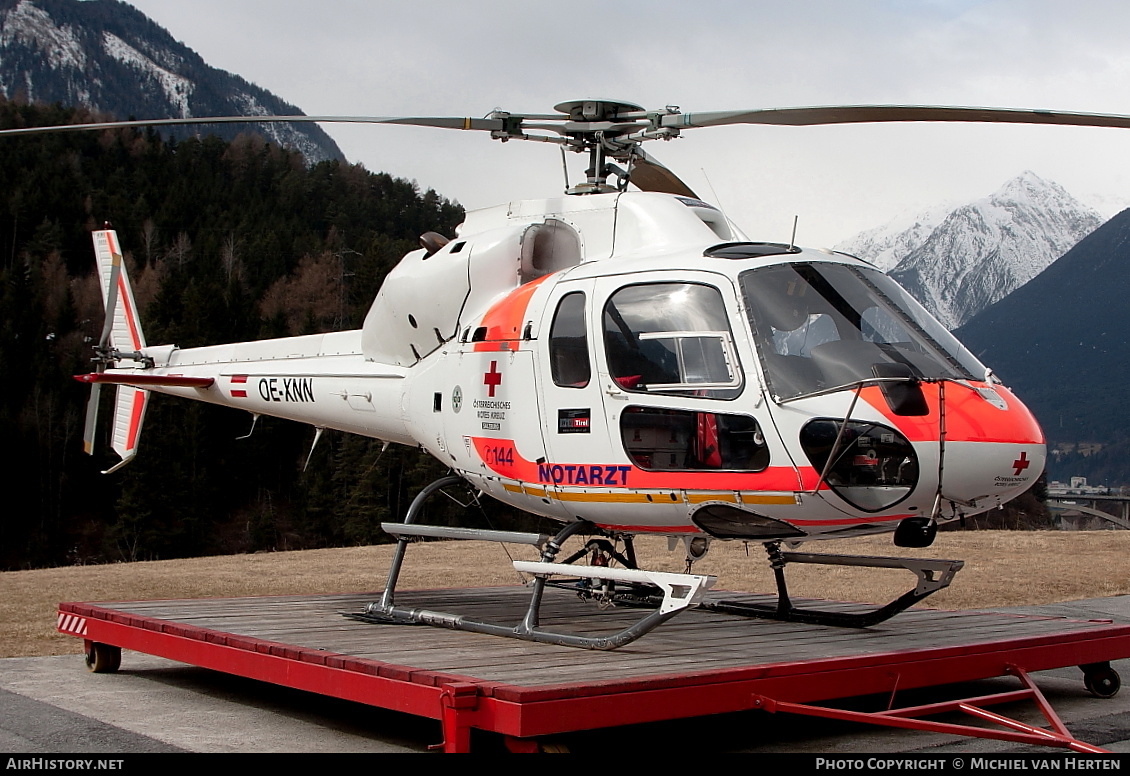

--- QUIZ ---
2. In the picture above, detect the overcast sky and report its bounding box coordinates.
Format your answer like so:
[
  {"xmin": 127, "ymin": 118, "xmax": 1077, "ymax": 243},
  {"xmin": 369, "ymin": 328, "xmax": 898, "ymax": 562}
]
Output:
[{"xmin": 124, "ymin": 0, "xmax": 1130, "ymax": 247}]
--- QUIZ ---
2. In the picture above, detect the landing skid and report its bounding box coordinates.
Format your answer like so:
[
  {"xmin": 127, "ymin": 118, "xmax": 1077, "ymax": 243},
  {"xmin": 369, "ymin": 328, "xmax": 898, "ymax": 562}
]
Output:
[
  {"xmin": 701, "ymin": 541, "xmax": 964, "ymax": 628},
  {"xmin": 348, "ymin": 475, "xmax": 715, "ymax": 650},
  {"xmin": 350, "ymin": 476, "xmax": 963, "ymax": 649}
]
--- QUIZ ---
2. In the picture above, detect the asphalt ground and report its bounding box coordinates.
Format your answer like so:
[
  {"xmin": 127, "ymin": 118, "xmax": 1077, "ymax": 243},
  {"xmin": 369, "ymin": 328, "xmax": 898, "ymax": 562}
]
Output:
[{"xmin": 2, "ymin": 597, "xmax": 1129, "ymax": 755}]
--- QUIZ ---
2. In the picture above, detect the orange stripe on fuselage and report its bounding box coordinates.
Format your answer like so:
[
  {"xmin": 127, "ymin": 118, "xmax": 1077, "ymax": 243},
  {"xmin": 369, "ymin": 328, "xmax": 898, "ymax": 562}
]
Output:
[
  {"xmin": 593, "ymin": 513, "xmax": 907, "ymax": 533},
  {"xmin": 593, "ymin": 524, "xmax": 701, "ymax": 534},
  {"xmin": 470, "ymin": 437, "xmax": 806, "ymax": 493},
  {"xmin": 861, "ymin": 383, "xmax": 1044, "ymax": 444},
  {"xmin": 471, "ymin": 274, "xmax": 552, "ymax": 350}
]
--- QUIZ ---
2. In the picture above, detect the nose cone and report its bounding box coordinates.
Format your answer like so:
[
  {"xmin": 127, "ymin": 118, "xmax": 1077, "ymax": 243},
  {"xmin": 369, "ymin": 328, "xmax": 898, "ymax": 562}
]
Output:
[
  {"xmin": 862, "ymin": 381, "xmax": 1045, "ymax": 508},
  {"xmin": 943, "ymin": 441, "xmax": 1046, "ymax": 505},
  {"xmin": 937, "ymin": 382, "xmax": 1045, "ymax": 506}
]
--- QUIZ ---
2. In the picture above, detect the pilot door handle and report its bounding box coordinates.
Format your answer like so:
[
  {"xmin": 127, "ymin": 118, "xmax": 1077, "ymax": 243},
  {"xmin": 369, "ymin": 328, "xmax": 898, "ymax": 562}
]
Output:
[{"xmin": 604, "ymin": 382, "xmax": 628, "ymax": 399}]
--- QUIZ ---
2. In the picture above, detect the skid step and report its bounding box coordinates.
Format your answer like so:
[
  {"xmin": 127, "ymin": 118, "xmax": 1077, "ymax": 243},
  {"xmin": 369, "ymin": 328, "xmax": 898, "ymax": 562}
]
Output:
[
  {"xmin": 513, "ymin": 560, "xmax": 716, "ymax": 614},
  {"xmin": 380, "ymin": 522, "xmax": 551, "ymax": 546}
]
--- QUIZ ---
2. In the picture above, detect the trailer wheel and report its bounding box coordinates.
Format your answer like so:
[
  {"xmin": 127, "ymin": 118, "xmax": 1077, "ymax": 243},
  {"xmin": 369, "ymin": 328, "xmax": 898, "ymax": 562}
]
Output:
[
  {"xmin": 1082, "ymin": 663, "xmax": 1120, "ymax": 698},
  {"xmin": 84, "ymin": 642, "xmax": 121, "ymax": 674},
  {"xmin": 502, "ymin": 735, "xmax": 570, "ymax": 753}
]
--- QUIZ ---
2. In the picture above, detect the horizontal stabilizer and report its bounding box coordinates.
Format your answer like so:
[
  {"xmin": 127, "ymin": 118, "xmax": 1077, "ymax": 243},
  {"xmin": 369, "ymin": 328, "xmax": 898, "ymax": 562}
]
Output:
[{"xmin": 74, "ymin": 373, "xmax": 214, "ymax": 388}]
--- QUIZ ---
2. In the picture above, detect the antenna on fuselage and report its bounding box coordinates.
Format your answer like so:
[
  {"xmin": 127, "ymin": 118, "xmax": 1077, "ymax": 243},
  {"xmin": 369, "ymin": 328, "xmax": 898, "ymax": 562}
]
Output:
[
  {"xmin": 304, "ymin": 426, "xmax": 325, "ymax": 471},
  {"xmin": 700, "ymin": 167, "xmax": 730, "ymax": 217},
  {"xmin": 789, "ymin": 215, "xmax": 799, "ymax": 250}
]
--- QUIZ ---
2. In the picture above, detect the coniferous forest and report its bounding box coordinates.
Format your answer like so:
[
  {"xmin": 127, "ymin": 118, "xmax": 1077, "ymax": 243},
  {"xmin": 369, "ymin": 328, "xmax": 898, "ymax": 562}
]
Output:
[{"xmin": 0, "ymin": 98, "xmax": 480, "ymax": 570}]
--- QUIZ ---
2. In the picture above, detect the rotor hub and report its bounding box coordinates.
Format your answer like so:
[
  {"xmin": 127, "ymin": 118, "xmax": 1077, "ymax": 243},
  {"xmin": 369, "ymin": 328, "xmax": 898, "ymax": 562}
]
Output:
[{"xmin": 553, "ymin": 99, "xmax": 644, "ymax": 122}]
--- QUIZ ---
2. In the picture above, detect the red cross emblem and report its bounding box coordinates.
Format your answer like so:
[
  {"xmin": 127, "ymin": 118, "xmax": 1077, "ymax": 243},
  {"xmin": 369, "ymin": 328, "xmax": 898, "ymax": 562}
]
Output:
[
  {"xmin": 1011, "ymin": 451, "xmax": 1030, "ymax": 477},
  {"xmin": 483, "ymin": 361, "xmax": 502, "ymax": 397}
]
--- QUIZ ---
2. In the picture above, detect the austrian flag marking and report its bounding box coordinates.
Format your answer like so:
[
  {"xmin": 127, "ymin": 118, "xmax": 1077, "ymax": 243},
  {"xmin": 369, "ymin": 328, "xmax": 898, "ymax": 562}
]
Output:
[{"xmin": 229, "ymin": 374, "xmax": 248, "ymax": 398}]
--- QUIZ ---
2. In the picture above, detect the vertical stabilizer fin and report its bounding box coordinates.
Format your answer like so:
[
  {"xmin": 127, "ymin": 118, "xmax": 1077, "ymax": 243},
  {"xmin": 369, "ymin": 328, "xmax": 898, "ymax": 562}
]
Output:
[
  {"xmin": 83, "ymin": 227, "xmax": 151, "ymax": 470},
  {"xmin": 92, "ymin": 228, "xmax": 147, "ymax": 359},
  {"xmin": 82, "ymin": 232, "xmax": 123, "ymax": 456},
  {"xmin": 102, "ymin": 386, "xmax": 150, "ymax": 474}
]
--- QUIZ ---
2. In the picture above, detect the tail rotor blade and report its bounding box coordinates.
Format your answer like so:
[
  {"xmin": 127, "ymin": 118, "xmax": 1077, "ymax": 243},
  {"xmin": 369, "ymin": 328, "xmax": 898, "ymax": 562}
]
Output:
[
  {"xmin": 98, "ymin": 248, "xmax": 123, "ymax": 350},
  {"xmin": 82, "ymin": 382, "xmax": 101, "ymax": 455}
]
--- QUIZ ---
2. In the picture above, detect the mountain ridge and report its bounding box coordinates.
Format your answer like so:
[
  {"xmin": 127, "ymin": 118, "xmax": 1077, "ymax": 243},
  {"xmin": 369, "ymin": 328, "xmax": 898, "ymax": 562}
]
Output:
[
  {"xmin": 837, "ymin": 171, "xmax": 1102, "ymax": 328},
  {"xmin": 955, "ymin": 207, "xmax": 1130, "ymax": 457},
  {"xmin": 0, "ymin": 0, "xmax": 344, "ymax": 163}
]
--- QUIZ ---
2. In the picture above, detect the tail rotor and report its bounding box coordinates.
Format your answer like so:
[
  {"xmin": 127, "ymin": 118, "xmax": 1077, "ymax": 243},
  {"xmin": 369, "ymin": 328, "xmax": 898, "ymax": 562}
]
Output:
[
  {"xmin": 80, "ymin": 227, "xmax": 152, "ymax": 472},
  {"xmin": 81, "ymin": 242, "xmax": 123, "ymax": 454}
]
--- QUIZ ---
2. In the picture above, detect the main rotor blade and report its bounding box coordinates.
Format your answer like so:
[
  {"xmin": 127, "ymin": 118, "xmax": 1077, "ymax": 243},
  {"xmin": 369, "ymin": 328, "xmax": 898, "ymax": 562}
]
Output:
[
  {"xmin": 663, "ymin": 105, "xmax": 1130, "ymax": 131},
  {"xmin": 627, "ymin": 149, "xmax": 698, "ymax": 199},
  {"xmin": 9, "ymin": 105, "xmax": 1130, "ymax": 139},
  {"xmin": 0, "ymin": 114, "xmax": 506, "ymax": 137}
]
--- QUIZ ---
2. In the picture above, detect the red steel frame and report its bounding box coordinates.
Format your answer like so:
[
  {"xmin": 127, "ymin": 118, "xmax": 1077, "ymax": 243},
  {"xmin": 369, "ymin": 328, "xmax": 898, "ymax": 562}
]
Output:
[
  {"xmin": 753, "ymin": 666, "xmax": 1107, "ymax": 754},
  {"xmin": 57, "ymin": 601, "xmax": 1130, "ymax": 753}
]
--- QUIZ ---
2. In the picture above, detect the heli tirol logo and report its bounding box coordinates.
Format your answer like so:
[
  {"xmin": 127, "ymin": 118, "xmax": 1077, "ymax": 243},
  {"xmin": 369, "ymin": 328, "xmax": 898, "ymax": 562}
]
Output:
[
  {"xmin": 483, "ymin": 361, "xmax": 502, "ymax": 397},
  {"xmin": 1012, "ymin": 451, "xmax": 1031, "ymax": 477}
]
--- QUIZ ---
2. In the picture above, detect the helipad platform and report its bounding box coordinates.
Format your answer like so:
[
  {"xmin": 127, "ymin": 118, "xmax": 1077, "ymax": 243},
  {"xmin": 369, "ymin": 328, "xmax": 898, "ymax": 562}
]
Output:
[{"xmin": 56, "ymin": 588, "xmax": 1130, "ymax": 752}]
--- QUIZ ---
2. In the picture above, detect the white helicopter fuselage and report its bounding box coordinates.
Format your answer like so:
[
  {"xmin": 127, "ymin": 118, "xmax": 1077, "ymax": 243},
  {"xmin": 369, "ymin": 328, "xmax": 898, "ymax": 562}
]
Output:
[{"xmin": 100, "ymin": 191, "xmax": 1045, "ymax": 542}]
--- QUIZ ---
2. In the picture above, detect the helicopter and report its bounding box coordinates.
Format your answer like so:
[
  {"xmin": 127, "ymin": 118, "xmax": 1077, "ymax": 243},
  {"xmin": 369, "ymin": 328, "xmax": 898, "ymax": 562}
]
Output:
[{"xmin": 17, "ymin": 99, "xmax": 1130, "ymax": 649}]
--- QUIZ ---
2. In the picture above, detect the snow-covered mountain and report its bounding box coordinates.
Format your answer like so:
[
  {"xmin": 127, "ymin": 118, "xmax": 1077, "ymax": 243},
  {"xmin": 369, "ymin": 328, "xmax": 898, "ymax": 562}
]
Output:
[
  {"xmin": 955, "ymin": 207, "xmax": 1130, "ymax": 454},
  {"xmin": 834, "ymin": 202, "xmax": 954, "ymax": 273},
  {"xmin": 0, "ymin": 0, "xmax": 344, "ymax": 163},
  {"xmin": 836, "ymin": 172, "xmax": 1103, "ymax": 328}
]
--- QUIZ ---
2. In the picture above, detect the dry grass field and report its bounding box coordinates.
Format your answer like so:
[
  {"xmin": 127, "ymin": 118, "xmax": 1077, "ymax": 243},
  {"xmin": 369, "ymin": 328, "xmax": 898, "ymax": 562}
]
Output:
[{"xmin": 3, "ymin": 530, "xmax": 1129, "ymax": 658}]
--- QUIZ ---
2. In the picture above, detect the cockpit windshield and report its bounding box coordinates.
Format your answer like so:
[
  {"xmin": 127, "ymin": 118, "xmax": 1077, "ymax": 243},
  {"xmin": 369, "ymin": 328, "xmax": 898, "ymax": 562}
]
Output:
[{"xmin": 739, "ymin": 262, "xmax": 987, "ymax": 401}]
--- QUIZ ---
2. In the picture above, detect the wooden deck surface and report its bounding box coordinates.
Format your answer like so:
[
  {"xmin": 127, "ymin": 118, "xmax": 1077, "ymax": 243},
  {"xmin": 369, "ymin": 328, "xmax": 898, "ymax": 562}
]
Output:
[{"xmin": 82, "ymin": 586, "xmax": 1125, "ymax": 689}]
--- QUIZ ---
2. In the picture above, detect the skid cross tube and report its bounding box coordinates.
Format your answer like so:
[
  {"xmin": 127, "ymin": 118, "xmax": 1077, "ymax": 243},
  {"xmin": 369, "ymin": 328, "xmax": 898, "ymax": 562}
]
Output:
[{"xmin": 703, "ymin": 544, "xmax": 964, "ymax": 627}]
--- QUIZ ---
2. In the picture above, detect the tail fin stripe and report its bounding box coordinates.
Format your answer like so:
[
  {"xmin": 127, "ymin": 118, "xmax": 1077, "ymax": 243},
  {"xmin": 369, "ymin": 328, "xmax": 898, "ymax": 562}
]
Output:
[
  {"xmin": 117, "ymin": 273, "xmax": 143, "ymax": 352},
  {"xmin": 125, "ymin": 387, "xmax": 145, "ymax": 452},
  {"xmin": 94, "ymin": 229, "xmax": 146, "ymax": 355}
]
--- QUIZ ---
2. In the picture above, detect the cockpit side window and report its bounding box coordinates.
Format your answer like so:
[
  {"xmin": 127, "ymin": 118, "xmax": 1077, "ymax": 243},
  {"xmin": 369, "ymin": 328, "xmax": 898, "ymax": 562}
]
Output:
[
  {"xmin": 603, "ymin": 282, "xmax": 741, "ymax": 399},
  {"xmin": 549, "ymin": 292, "xmax": 591, "ymax": 388}
]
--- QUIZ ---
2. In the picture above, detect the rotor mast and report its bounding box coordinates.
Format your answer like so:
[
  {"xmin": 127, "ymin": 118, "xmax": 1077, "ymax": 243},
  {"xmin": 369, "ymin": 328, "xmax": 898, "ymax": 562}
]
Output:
[{"xmin": 488, "ymin": 99, "xmax": 678, "ymax": 195}]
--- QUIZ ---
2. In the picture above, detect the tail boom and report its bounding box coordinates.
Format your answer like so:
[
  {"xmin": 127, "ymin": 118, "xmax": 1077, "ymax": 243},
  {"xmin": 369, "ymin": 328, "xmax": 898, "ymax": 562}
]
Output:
[{"xmin": 79, "ymin": 228, "xmax": 418, "ymax": 469}]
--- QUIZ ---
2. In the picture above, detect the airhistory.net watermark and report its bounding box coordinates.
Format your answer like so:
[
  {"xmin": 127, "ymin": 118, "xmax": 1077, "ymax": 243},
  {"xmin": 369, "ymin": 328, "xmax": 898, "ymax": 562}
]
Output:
[{"xmin": 5, "ymin": 760, "xmax": 124, "ymax": 771}]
